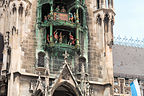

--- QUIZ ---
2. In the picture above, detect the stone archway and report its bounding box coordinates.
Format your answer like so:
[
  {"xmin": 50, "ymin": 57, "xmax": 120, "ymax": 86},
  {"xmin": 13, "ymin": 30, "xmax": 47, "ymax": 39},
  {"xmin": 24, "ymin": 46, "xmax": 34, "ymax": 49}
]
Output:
[{"xmin": 53, "ymin": 84, "xmax": 77, "ymax": 96}]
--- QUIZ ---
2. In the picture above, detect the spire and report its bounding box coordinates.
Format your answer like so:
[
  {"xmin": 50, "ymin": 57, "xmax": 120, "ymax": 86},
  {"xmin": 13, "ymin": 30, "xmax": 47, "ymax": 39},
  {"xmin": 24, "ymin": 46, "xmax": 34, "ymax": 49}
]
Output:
[{"xmin": 62, "ymin": 50, "xmax": 69, "ymax": 64}]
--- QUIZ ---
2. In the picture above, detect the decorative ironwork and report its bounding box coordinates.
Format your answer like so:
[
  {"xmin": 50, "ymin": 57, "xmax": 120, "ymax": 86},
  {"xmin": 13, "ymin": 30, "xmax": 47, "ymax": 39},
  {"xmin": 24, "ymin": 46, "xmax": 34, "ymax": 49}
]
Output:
[{"xmin": 114, "ymin": 36, "xmax": 144, "ymax": 48}]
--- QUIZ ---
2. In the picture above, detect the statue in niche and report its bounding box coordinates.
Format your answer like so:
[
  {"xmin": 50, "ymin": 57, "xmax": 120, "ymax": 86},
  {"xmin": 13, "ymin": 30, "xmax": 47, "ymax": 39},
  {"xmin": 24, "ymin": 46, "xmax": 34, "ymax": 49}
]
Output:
[
  {"xmin": 69, "ymin": 33, "xmax": 76, "ymax": 45},
  {"xmin": 69, "ymin": 13, "xmax": 74, "ymax": 22},
  {"xmin": 44, "ymin": 16, "xmax": 48, "ymax": 23},
  {"xmin": 61, "ymin": 6, "xmax": 66, "ymax": 13},
  {"xmin": 53, "ymin": 30, "xmax": 59, "ymax": 43},
  {"xmin": 55, "ymin": 6, "xmax": 60, "ymax": 12},
  {"xmin": 59, "ymin": 32, "xmax": 64, "ymax": 43}
]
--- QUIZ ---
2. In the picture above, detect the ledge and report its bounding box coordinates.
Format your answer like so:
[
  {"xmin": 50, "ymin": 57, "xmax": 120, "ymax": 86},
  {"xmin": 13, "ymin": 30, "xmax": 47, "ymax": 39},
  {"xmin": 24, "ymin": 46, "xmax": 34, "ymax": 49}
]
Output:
[{"xmin": 89, "ymin": 80, "xmax": 112, "ymax": 86}]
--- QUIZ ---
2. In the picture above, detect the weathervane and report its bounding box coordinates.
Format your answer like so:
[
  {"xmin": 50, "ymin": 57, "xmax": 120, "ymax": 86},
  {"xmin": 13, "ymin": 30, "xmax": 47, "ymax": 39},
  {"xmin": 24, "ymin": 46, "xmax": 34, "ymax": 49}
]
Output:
[{"xmin": 63, "ymin": 51, "xmax": 69, "ymax": 64}]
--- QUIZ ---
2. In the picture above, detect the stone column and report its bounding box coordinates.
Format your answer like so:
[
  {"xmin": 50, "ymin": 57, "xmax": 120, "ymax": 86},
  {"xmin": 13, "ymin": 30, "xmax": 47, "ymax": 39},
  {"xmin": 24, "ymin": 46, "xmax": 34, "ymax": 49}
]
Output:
[
  {"xmin": 99, "ymin": 0, "xmax": 102, "ymax": 8},
  {"xmin": 50, "ymin": 24, "xmax": 53, "ymax": 42},
  {"xmin": 111, "ymin": 0, "xmax": 114, "ymax": 8},
  {"xmin": 101, "ymin": 0, "xmax": 106, "ymax": 8},
  {"xmin": 108, "ymin": 0, "xmax": 112, "ymax": 8},
  {"xmin": 76, "ymin": 8, "xmax": 79, "ymax": 45}
]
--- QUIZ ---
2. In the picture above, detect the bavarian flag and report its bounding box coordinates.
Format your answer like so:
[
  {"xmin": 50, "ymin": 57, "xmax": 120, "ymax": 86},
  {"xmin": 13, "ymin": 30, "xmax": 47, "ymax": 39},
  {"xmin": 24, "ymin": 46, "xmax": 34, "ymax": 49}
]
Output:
[{"xmin": 130, "ymin": 79, "xmax": 141, "ymax": 96}]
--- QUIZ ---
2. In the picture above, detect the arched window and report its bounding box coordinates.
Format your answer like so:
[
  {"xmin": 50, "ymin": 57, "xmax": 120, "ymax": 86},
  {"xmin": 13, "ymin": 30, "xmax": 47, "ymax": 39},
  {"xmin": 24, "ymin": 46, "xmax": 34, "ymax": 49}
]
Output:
[
  {"xmin": 12, "ymin": 3, "xmax": 17, "ymax": 14},
  {"xmin": 78, "ymin": 56, "xmax": 86, "ymax": 72},
  {"xmin": 18, "ymin": 3, "xmax": 23, "ymax": 16},
  {"xmin": 52, "ymin": 83, "xmax": 77, "ymax": 96},
  {"xmin": 104, "ymin": 14, "xmax": 109, "ymax": 33},
  {"xmin": 0, "ymin": 33, "xmax": 4, "ymax": 72},
  {"xmin": 97, "ymin": 15, "xmax": 102, "ymax": 25},
  {"xmin": 42, "ymin": 3, "xmax": 50, "ymax": 22},
  {"xmin": 38, "ymin": 52, "xmax": 46, "ymax": 67},
  {"xmin": 111, "ymin": 16, "xmax": 114, "ymax": 35}
]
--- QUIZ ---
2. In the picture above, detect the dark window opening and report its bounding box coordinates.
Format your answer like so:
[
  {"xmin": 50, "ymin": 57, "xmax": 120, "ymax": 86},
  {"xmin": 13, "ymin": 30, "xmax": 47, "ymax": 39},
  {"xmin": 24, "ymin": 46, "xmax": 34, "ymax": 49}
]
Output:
[
  {"xmin": 97, "ymin": 15, "xmax": 102, "ymax": 25},
  {"xmin": 97, "ymin": 0, "xmax": 100, "ymax": 9},
  {"xmin": 38, "ymin": 52, "xmax": 45, "ymax": 67},
  {"xmin": 18, "ymin": 3, "xmax": 23, "ymax": 16},
  {"xmin": 53, "ymin": 85, "xmax": 77, "ymax": 96},
  {"xmin": 79, "ymin": 8, "xmax": 83, "ymax": 26},
  {"xmin": 0, "ymin": 34, "xmax": 4, "ymax": 73},
  {"xmin": 104, "ymin": 14, "xmax": 109, "ymax": 33},
  {"xmin": 111, "ymin": 16, "xmax": 114, "ymax": 35},
  {"xmin": 12, "ymin": 3, "xmax": 17, "ymax": 14},
  {"xmin": 46, "ymin": 27, "xmax": 50, "ymax": 44},
  {"xmin": 42, "ymin": 4, "xmax": 50, "ymax": 22}
]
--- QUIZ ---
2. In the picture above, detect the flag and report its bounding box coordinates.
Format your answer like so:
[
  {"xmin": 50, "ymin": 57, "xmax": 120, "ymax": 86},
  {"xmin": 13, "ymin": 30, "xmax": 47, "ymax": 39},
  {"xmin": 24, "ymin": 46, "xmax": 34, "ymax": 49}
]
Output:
[{"xmin": 130, "ymin": 79, "xmax": 141, "ymax": 96}]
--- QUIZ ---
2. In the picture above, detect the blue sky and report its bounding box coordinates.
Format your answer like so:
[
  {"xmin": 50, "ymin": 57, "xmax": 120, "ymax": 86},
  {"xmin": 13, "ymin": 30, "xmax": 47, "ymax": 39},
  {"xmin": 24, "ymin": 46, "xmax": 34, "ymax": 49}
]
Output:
[{"xmin": 114, "ymin": 0, "xmax": 144, "ymax": 40}]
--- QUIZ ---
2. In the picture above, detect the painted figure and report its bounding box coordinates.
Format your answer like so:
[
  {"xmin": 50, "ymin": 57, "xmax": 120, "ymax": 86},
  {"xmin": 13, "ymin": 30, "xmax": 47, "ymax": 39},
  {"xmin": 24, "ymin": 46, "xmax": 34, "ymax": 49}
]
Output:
[
  {"xmin": 54, "ymin": 30, "xmax": 59, "ymax": 43},
  {"xmin": 55, "ymin": 6, "xmax": 60, "ymax": 12},
  {"xmin": 74, "ymin": 13, "xmax": 76, "ymax": 22},
  {"xmin": 47, "ymin": 34, "xmax": 50, "ymax": 43},
  {"xmin": 69, "ymin": 33, "xmax": 75, "ymax": 45},
  {"xmin": 59, "ymin": 32, "xmax": 64, "ymax": 43},
  {"xmin": 61, "ymin": 6, "xmax": 66, "ymax": 13},
  {"xmin": 47, "ymin": 14, "xmax": 50, "ymax": 20},
  {"xmin": 44, "ymin": 16, "xmax": 47, "ymax": 23},
  {"xmin": 72, "ymin": 39, "xmax": 76, "ymax": 45},
  {"xmin": 69, "ymin": 13, "xmax": 74, "ymax": 22}
]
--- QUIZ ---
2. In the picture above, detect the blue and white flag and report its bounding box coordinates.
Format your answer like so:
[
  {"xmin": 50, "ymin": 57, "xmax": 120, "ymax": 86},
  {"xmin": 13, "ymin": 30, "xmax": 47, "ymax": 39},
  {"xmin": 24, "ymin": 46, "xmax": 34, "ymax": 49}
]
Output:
[{"xmin": 130, "ymin": 79, "xmax": 141, "ymax": 96}]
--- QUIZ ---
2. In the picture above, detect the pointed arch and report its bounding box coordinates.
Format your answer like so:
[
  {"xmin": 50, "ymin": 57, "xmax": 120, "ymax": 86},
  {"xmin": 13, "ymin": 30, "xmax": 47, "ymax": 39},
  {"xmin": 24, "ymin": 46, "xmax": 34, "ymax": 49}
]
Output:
[
  {"xmin": 96, "ymin": 14, "xmax": 102, "ymax": 25},
  {"xmin": 37, "ymin": 51, "xmax": 46, "ymax": 67},
  {"xmin": 52, "ymin": 81, "xmax": 79, "ymax": 96},
  {"xmin": 18, "ymin": 3, "xmax": 24, "ymax": 16},
  {"xmin": 111, "ymin": 15, "xmax": 114, "ymax": 34},
  {"xmin": 104, "ymin": 13, "xmax": 110, "ymax": 33},
  {"xmin": 12, "ymin": 3, "xmax": 17, "ymax": 14}
]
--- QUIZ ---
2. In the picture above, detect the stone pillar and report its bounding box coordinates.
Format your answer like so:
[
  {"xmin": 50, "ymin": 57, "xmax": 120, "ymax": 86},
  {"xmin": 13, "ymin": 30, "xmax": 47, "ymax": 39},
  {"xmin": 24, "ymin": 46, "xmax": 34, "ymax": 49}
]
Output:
[
  {"xmin": 76, "ymin": 8, "xmax": 79, "ymax": 45},
  {"xmin": 108, "ymin": 0, "xmax": 112, "ymax": 8},
  {"xmin": 50, "ymin": 24, "xmax": 53, "ymax": 42},
  {"xmin": 99, "ymin": 0, "xmax": 102, "ymax": 8},
  {"xmin": 111, "ymin": 0, "xmax": 114, "ymax": 8},
  {"xmin": 101, "ymin": 0, "xmax": 106, "ymax": 8}
]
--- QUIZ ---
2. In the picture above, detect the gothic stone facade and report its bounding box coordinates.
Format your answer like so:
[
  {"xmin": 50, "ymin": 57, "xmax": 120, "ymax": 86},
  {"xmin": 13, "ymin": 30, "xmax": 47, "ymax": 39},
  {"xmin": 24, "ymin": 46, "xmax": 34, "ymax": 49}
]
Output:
[{"xmin": 0, "ymin": 0, "xmax": 114, "ymax": 96}]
